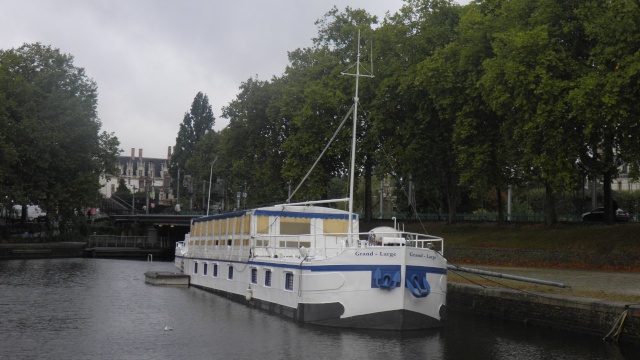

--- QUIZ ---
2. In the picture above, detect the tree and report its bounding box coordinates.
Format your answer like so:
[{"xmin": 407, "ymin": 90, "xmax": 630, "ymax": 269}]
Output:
[
  {"xmin": 478, "ymin": 0, "xmax": 588, "ymax": 226},
  {"xmin": 371, "ymin": 0, "xmax": 463, "ymax": 223},
  {"xmin": 170, "ymin": 92, "xmax": 215, "ymax": 183},
  {"xmin": 418, "ymin": 0, "xmax": 517, "ymax": 225},
  {"xmin": 570, "ymin": 0, "xmax": 640, "ymax": 223},
  {"xmin": 220, "ymin": 77, "xmax": 288, "ymax": 208},
  {"xmin": 0, "ymin": 43, "xmax": 120, "ymax": 223}
]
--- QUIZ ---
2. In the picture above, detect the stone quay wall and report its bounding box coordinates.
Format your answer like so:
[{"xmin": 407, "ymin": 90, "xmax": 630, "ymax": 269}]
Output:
[
  {"xmin": 447, "ymin": 282, "xmax": 640, "ymax": 345},
  {"xmin": 0, "ymin": 242, "xmax": 86, "ymax": 260}
]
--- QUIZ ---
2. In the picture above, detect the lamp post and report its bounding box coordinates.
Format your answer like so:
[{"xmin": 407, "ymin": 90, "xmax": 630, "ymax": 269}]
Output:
[
  {"xmin": 104, "ymin": 177, "xmax": 111, "ymax": 198},
  {"xmin": 202, "ymin": 180, "xmax": 206, "ymax": 213},
  {"xmin": 146, "ymin": 161, "xmax": 154, "ymax": 214},
  {"xmin": 131, "ymin": 185, "xmax": 137, "ymax": 215}
]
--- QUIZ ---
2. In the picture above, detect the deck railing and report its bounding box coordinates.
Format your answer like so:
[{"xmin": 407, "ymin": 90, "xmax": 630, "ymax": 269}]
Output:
[{"xmin": 249, "ymin": 231, "xmax": 444, "ymax": 259}]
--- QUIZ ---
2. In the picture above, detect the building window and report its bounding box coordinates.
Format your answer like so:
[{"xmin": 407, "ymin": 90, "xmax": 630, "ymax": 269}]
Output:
[
  {"xmin": 228, "ymin": 266, "xmax": 233, "ymax": 280},
  {"xmin": 251, "ymin": 268, "xmax": 258, "ymax": 284},
  {"xmin": 265, "ymin": 270, "xmax": 272, "ymax": 287},
  {"xmin": 213, "ymin": 264, "xmax": 218, "ymax": 277},
  {"xmin": 194, "ymin": 262, "xmax": 198, "ymax": 274},
  {"xmin": 285, "ymin": 272, "xmax": 294, "ymax": 291},
  {"xmin": 203, "ymin": 263, "xmax": 208, "ymax": 276}
]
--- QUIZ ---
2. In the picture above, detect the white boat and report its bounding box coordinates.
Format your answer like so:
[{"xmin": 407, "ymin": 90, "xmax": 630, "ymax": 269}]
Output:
[{"xmin": 174, "ymin": 32, "xmax": 447, "ymax": 330}]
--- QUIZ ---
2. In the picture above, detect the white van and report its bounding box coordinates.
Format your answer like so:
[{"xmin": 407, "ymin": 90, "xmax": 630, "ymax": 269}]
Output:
[{"xmin": 9, "ymin": 205, "xmax": 47, "ymax": 222}]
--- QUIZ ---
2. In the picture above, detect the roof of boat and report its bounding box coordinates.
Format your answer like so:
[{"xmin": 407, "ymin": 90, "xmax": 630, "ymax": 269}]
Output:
[{"xmin": 192, "ymin": 204, "xmax": 357, "ymax": 223}]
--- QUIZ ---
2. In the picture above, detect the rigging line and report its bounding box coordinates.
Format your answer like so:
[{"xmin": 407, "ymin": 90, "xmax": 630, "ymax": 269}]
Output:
[{"xmin": 286, "ymin": 104, "xmax": 355, "ymax": 203}]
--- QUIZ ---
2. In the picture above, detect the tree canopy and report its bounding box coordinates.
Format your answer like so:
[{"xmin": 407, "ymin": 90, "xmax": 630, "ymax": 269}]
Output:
[
  {"xmin": 172, "ymin": 0, "xmax": 640, "ymax": 225},
  {"xmin": 0, "ymin": 43, "xmax": 120, "ymax": 222}
]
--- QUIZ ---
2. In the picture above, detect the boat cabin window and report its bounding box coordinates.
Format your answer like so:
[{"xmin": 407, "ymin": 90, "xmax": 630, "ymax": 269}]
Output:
[
  {"xmin": 265, "ymin": 270, "xmax": 272, "ymax": 287},
  {"xmin": 213, "ymin": 264, "xmax": 218, "ymax": 277},
  {"xmin": 228, "ymin": 266, "xmax": 234, "ymax": 280},
  {"xmin": 285, "ymin": 272, "xmax": 294, "ymax": 291},
  {"xmin": 323, "ymin": 219, "xmax": 349, "ymax": 235},
  {"xmin": 193, "ymin": 262, "xmax": 198, "ymax": 275},
  {"xmin": 257, "ymin": 216, "xmax": 270, "ymax": 234},
  {"xmin": 251, "ymin": 268, "xmax": 258, "ymax": 284},
  {"xmin": 280, "ymin": 217, "xmax": 311, "ymax": 235},
  {"xmin": 203, "ymin": 263, "xmax": 208, "ymax": 276}
]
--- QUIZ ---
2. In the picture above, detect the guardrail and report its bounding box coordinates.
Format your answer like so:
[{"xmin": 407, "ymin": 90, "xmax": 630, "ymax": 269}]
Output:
[{"xmin": 87, "ymin": 235, "xmax": 172, "ymax": 249}]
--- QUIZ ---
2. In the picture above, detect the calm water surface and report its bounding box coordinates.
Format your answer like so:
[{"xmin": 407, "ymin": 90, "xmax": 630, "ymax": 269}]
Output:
[{"xmin": 0, "ymin": 258, "xmax": 638, "ymax": 360}]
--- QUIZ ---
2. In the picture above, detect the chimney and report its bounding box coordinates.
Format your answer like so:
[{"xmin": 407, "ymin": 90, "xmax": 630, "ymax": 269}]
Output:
[
  {"xmin": 167, "ymin": 146, "xmax": 172, "ymax": 159},
  {"xmin": 131, "ymin": 148, "xmax": 135, "ymax": 159},
  {"xmin": 139, "ymin": 149, "xmax": 143, "ymax": 161}
]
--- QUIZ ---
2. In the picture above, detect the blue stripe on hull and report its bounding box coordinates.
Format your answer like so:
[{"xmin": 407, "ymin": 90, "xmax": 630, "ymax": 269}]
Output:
[{"xmin": 176, "ymin": 255, "xmax": 447, "ymax": 274}]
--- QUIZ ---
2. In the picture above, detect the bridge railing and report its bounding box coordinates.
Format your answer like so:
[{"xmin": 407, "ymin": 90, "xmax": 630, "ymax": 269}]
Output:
[{"xmin": 87, "ymin": 235, "xmax": 172, "ymax": 249}]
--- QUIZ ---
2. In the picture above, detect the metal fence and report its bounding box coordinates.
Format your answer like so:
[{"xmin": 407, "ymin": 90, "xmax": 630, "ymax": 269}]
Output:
[
  {"xmin": 367, "ymin": 212, "xmax": 599, "ymax": 223},
  {"xmin": 87, "ymin": 235, "xmax": 173, "ymax": 249}
]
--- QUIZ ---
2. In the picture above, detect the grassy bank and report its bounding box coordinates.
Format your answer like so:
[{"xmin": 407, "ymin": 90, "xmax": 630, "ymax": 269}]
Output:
[
  {"xmin": 378, "ymin": 220, "xmax": 640, "ymax": 303},
  {"xmin": 370, "ymin": 220, "xmax": 640, "ymax": 253}
]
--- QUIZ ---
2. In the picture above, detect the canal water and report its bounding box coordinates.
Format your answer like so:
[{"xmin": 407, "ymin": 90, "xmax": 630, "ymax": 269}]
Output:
[{"xmin": 0, "ymin": 258, "xmax": 638, "ymax": 360}]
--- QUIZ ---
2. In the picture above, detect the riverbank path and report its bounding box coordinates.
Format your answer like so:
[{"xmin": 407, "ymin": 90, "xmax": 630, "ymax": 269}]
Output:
[{"xmin": 448, "ymin": 264, "xmax": 640, "ymax": 304}]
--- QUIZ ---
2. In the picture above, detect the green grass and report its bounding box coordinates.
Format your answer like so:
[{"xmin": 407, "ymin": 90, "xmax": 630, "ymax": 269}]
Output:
[{"xmin": 363, "ymin": 220, "xmax": 640, "ymax": 252}]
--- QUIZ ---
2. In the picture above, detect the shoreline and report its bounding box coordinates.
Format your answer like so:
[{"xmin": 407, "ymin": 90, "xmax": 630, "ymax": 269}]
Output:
[
  {"xmin": 2, "ymin": 239, "xmax": 639, "ymax": 345},
  {"xmin": 447, "ymin": 282, "xmax": 640, "ymax": 346}
]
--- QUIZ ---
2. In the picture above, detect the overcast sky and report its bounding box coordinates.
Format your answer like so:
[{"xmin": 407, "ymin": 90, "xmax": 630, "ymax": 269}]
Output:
[{"xmin": 1, "ymin": 0, "xmax": 470, "ymax": 159}]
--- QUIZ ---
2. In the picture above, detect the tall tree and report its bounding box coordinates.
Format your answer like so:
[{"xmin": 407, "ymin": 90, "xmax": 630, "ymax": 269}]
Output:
[
  {"xmin": 570, "ymin": 0, "xmax": 640, "ymax": 223},
  {"xmin": 419, "ymin": 0, "xmax": 516, "ymax": 225},
  {"xmin": 170, "ymin": 92, "xmax": 215, "ymax": 182},
  {"xmin": 478, "ymin": 0, "xmax": 588, "ymax": 226},
  {"xmin": 220, "ymin": 77, "xmax": 288, "ymax": 208},
  {"xmin": 372, "ymin": 0, "xmax": 462, "ymax": 223},
  {"xmin": 281, "ymin": 7, "xmax": 378, "ymax": 206},
  {"xmin": 0, "ymin": 43, "xmax": 120, "ymax": 221}
]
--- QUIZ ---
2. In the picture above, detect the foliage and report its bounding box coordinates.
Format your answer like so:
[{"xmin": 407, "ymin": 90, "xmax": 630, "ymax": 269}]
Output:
[
  {"xmin": 165, "ymin": 2, "xmax": 640, "ymax": 227},
  {"xmin": 0, "ymin": 43, "xmax": 120, "ymax": 222},
  {"xmin": 170, "ymin": 92, "xmax": 215, "ymax": 184},
  {"xmin": 113, "ymin": 178, "xmax": 132, "ymax": 199},
  {"xmin": 614, "ymin": 190, "xmax": 640, "ymax": 220}
]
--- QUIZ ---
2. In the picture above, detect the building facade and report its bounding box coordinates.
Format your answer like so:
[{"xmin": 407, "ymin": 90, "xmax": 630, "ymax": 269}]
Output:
[
  {"xmin": 100, "ymin": 147, "xmax": 174, "ymax": 207},
  {"xmin": 613, "ymin": 163, "xmax": 640, "ymax": 191}
]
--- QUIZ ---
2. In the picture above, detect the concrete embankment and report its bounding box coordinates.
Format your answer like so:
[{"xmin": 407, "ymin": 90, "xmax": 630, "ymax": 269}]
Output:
[
  {"xmin": 0, "ymin": 242, "xmax": 86, "ymax": 259},
  {"xmin": 447, "ymin": 282, "xmax": 640, "ymax": 345}
]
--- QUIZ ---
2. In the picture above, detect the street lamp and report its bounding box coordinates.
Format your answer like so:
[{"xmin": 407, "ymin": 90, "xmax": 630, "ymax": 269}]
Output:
[
  {"xmin": 146, "ymin": 161, "xmax": 154, "ymax": 214},
  {"xmin": 131, "ymin": 185, "xmax": 137, "ymax": 215},
  {"xmin": 104, "ymin": 177, "xmax": 111, "ymax": 198}
]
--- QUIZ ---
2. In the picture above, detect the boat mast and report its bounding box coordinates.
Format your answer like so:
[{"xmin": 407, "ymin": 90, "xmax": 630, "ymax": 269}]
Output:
[{"xmin": 341, "ymin": 30, "xmax": 373, "ymax": 244}]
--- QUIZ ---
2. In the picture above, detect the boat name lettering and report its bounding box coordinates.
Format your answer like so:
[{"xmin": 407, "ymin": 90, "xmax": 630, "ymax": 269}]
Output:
[
  {"xmin": 354, "ymin": 251, "xmax": 397, "ymax": 258},
  {"xmin": 355, "ymin": 251, "xmax": 374, "ymax": 256},
  {"xmin": 410, "ymin": 252, "xmax": 436, "ymax": 260}
]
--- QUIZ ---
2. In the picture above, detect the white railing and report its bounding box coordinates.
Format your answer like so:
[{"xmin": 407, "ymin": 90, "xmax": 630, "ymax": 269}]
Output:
[
  {"xmin": 176, "ymin": 230, "xmax": 444, "ymax": 261},
  {"xmin": 250, "ymin": 231, "xmax": 444, "ymax": 260}
]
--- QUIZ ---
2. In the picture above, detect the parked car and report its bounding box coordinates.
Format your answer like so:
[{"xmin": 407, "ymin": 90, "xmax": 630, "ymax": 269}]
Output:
[
  {"xmin": 8, "ymin": 205, "xmax": 47, "ymax": 222},
  {"xmin": 581, "ymin": 207, "xmax": 630, "ymax": 222}
]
